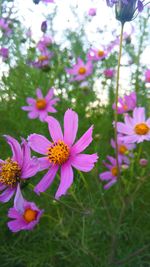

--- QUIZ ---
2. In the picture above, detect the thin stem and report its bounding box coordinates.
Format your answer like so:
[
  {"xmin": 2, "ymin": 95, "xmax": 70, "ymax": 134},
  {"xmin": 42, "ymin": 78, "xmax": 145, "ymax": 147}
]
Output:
[
  {"xmin": 28, "ymin": 183, "xmax": 84, "ymax": 214},
  {"xmin": 114, "ymin": 22, "xmax": 124, "ymax": 176}
]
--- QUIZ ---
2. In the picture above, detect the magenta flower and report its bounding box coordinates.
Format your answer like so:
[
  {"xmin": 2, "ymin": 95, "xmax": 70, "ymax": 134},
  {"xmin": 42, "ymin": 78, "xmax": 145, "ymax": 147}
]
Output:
[
  {"xmin": 0, "ymin": 47, "xmax": 9, "ymax": 61},
  {"xmin": 112, "ymin": 92, "xmax": 137, "ymax": 114},
  {"xmin": 104, "ymin": 68, "xmax": 115, "ymax": 79},
  {"xmin": 87, "ymin": 47, "xmax": 107, "ymax": 61},
  {"xmin": 42, "ymin": 0, "xmax": 54, "ymax": 3},
  {"xmin": 28, "ymin": 109, "xmax": 98, "ymax": 199},
  {"xmin": 30, "ymin": 51, "xmax": 53, "ymax": 69},
  {"xmin": 0, "ymin": 18, "xmax": 12, "ymax": 35},
  {"xmin": 111, "ymin": 137, "xmax": 135, "ymax": 164},
  {"xmin": 0, "ymin": 136, "xmax": 39, "ymax": 203},
  {"xmin": 37, "ymin": 36, "xmax": 52, "ymax": 52},
  {"xmin": 117, "ymin": 107, "xmax": 150, "ymax": 143},
  {"xmin": 7, "ymin": 192, "xmax": 43, "ymax": 232},
  {"xmin": 145, "ymin": 69, "xmax": 150, "ymax": 83},
  {"xmin": 88, "ymin": 8, "xmax": 97, "ymax": 16},
  {"xmin": 66, "ymin": 58, "xmax": 93, "ymax": 81},
  {"xmin": 22, "ymin": 88, "xmax": 59, "ymax": 122},
  {"xmin": 99, "ymin": 156, "xmax": 122, "ymax": 190}
]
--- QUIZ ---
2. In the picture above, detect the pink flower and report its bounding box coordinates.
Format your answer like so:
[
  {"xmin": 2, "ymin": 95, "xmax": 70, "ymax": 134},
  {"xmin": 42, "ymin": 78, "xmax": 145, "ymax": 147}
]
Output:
[
  {"xmin": 104, "ymin": 68, "xmax": 115, "ymax": 79},
  {"xmin": 145, "ymin": 69, "xmax": 150, "ymax": 83},
  {"xmin": 0, "ymin": 136, "xmax": 39, "ymax": 203},
  {"xmin": 112, "ymin": 92, "xmax": 137, "ymax": 114},
  {"xmin": 22, "ymin": 88, "xmax": 59, "ymax": 122},
  {"xmin": 29, "ymin": 51, "xmax": 53, "ymax": 69},
  {"xmin": 0, "ymin": 47, "xmax": 9, "ymax": 61},
  {"xmin": 37, "ymin": 36, "xmax": 52, "ymax": 52},
  {"xmin": 99, "ymin": 156, "xmax": 122, "ymax": 190},
  {"xmin": 88, "ymin": 8, "xmax": 97, "ymax": 16},
  {"xmin": 7, "ymin": 189, "xmax": 43, "ymax": 232},
  {"xmin": 111, "ymin": 137, "xmax": 135, "ymax": 164},
  {"xmin": 0, "ymin": 18, "xmax": 12, "ymax": 35},
  {"xmin": 66, "ymin": 58, "xmax": 93, "ymax": 81},
  {"xmin": 28, "ymin": 109, "xmax": 98, "ymax": 199},
  {"xmin": 42, "ymin": 0, "xmax": 54, "ymax": 2},
  {"xmin": 117, "ymin": 107, "xmax": 150, "ymax": 143},
  {"xmin": 87, "ymin": 47, "xmax": 107, "ymax": 61}
]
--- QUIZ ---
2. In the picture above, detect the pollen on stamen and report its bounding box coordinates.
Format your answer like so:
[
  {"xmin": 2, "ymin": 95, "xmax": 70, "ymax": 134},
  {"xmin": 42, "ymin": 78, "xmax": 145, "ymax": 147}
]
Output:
[
  {"xmin": 0, "ymin": 158, "xmax": 21, "ymax": 187},
  {"xmin": 47, "ymin": 140, "xmax": 70, "ymax": 165}
]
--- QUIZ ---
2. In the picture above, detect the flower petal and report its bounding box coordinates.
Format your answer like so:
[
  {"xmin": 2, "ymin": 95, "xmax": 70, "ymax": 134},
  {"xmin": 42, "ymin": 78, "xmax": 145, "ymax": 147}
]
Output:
[
  {"xmin": 14, "ymin": 184, "xmax": 24, "ymax": 213},
  {"xmin": 36, "ymin": 88, "xmax": 43, "ymax": 98},
  {"xmin": 7, "ymin": 220, "xmax": 26, "ymax": 233},
  {"xmin": 64, "ymin": 109, "xmax": 78, "ymax": 147},
  {"xmin": 45, "ymin": 116, "xmax": 63, "ymax": 142},
  {"xmin": 99, "ymin": 171, "xmax": 112, "ymax": 181},
  {"xmin": 4, "ymin": 135, "xmax": 23, "ymax": 167},
  {"xmin": 0, "ymin": 187, "xmax": 15, "ymax": 203},
  {"xmin": 28, "ymin": 134, "xmax": 51, "ymax": 155},
  {"xmin": 34, "ymin": 165, "xmax": 59, "ymax": 194},
  {"xmin": 55, "ymin": 163, "xmax": 73, "ymax": 199},
  {"xmin": 71, "ymin": 126, "xmax": 93, "ymax": 154},
  {"xmin": 38, "ymin": 157, "xmax": 51, "ymax": 171},
  {"xmin": 28, "ymin": 111, "xmax": 39, "ymax": 119},
  {"xmin": 45, "ymin": 88, "xmax": 54, "ymax": 101},
  {"xmin": 71, "ymin": 153, "xmax": 98, "ymax": 172}
]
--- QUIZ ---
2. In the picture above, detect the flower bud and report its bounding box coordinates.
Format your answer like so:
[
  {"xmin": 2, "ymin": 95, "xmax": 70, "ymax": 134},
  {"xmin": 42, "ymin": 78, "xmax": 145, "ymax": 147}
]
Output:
[
  {"xmin": 139, "ymin": 158, "xmax": 148, "ymax": 167},
  {"xmin": 115, "ymin": 0, "xmax": 137, "ymax": 23},
  {"xmin": 41, "ymin": 21, "xmax": 47, "ymax": 33}
]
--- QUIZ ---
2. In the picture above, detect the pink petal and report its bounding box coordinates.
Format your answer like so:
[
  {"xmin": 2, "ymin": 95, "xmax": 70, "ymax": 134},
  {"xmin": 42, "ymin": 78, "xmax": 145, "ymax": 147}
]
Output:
[
  {"xmin": 4, "ymin": 135, "xmax": 23, "ymax": 167},
  {"xmin": 71, "ymin": 153, "xmax": 98, "ymax": 172},
  {"xmin": 117, "ymin": 122, "xmax": 134, "ymax": 135},
  {"xmin": 45, "ymin": 88, "xmax": 54, "ymax": 101},
  {"xmin": 39, "ymin": 110, "xmax": 48, "ymax": 121},
  {"xmin": 71, "ymin": 126, "xmax": 93, "ymax": 154},
  {"xmin": 28, "ymin": 134, "xmax": 51, "ymax": 155},
  {"xmin": 55, "ymin": 163, "xmax": 73, "ymax": 199},
  {"xmin": 28, "ymin": 111, "xmax": 39, "ymax": 119},
  {"xmin": 36, "ymin": 88, "xmax": 43, "ymax": 98},
  {"xmin": 64, "ymin": 109, "xmax": 78, "ymax": 147},
  {"xmin": 21, "ymin": 158, "xmax": 39, "ymax": 179},
  {"xmin": 45, "ymin": 116, "xmax": 63, "ymax": 142},
  {"xmin": 7, "ymin": 220, "xmax": 26, "ymax": 233},
  {"xmin": 14, "ymin": 184, "xmax": 24, "ymax": 213},
  {"xmin": 8, "ymin": 207, "xmax": 21, "ymax": 219},
  {"xmin": 133, "ymin": 107, "xmax": 145, "ymax": 123},
  {"xmin": 34, "ymin": 165, "xmax": 59, "ymax": 194},
  {"xmin": 104, "ymin": 179, "xmax": 117, "ymax": 190},
  {"xmin": 26, "ymin": 97, "xmax": 36, "ymax": 105},
  {"xmin": 0, "ymin": 187, "xmax": 15, "ymax": 203},
  {"xmin": 22, "ymin": 106, "xmax": 33, "ymax": 111},
  {"xmin": 99, "ymin": 171, "xmax": 112, "ymax": 181},
  {"xmin": 38, "ymin": 157, "xmax": 51, "ymax": 171}
]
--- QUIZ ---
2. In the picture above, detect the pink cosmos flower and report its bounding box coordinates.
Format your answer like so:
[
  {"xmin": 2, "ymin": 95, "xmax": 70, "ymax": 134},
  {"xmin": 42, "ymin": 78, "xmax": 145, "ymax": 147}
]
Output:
[
  {"xmin": 22, "ymin": 88, "xmax": 59, "ymax": 122},
  {"xmin": 66, "ymin": 58, "xmax": 93, "ymax": 81},
  {"xmin": 87, "ymin": 47, "xmax": 107, "ymax": 61},
  {"xmin": 111, "ymin": 137, "xmax": 135, "ymax": 164},
  {"xmin": 0, "ymin": 47, "xmax": 9, "ymax": 61},
  {"xmin": 99, "ymin": 156, "xmax": 122, "ymax": 190},
  {"xmin": 145, "ymin": 69, "xmax": 150, "ymax": 83},
  {"xmin": 88, "ymin": 8, "xmax": 97, "ymax": 16},
  {"xmin": 7, "ymin": 189, "xmax": 43, "ymax": 232},
  {"xmin": 0, "ymin": 136, "xmax": 39, "ymax": 203},
  {"xmin": 117, "ymin": 107, "xmax": 150, "ymax": 143},
  {"xmin": 30, "ymin": 51, "xmax": 53, "ymax": 69},
  {"xmin": 0, "ymin": 18, "xmax": 12, "ymax": 35},
  {"xmin": 112, "ymin": 92, "xmax": 136, "ymax": 114},
  {"xmin": 37, "ymin": 36, "xmax": 52, "ymax": 52},
  {"xmin": 28, "ymin": 109, "xmax": 98, "ymax": 199},
  {"xmin": 104, "ymin": 68, "xmax": 115, "ymax": 79}
]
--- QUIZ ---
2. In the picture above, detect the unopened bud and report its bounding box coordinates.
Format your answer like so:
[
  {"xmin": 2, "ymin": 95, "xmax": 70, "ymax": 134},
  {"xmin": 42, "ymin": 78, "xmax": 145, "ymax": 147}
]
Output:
[
  {"xmin": 115, "ymin": 0, "xmax": 137, "ymax": 23},
  {"xmin": 139, "ymin": 158, "xmax": 148, "ymax": 167}
]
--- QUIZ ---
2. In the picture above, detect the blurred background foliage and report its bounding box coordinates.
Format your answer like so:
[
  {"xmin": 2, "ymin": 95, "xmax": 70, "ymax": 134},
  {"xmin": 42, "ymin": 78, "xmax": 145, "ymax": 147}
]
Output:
[{"xmin": 0, "ymin": 0, "xmax": 150, "ymax": 266}]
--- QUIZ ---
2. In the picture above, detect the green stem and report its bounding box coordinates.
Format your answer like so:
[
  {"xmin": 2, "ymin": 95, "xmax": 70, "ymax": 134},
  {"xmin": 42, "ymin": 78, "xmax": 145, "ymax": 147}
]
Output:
[
  {"xmin": 28, "ymin": 183, "xmax": 84, "ymax": 214},
  {"xmin": 114, "ymin": 22, "xmax": 124, "ymax": 177}
]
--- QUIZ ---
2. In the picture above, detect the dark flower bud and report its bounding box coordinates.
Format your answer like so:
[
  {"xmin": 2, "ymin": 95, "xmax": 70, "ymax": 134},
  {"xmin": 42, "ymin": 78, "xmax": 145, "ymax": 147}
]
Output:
[
  {"xmin": 33, "ymin": 0, "xmax": 41, "ymax": 4},
  {"xmin": 41, "ymin": 21, "xmax": 47, "ymax": 33},
  {"xmin": 115, "ymin": 0, "xmax": 137, "ymax": 23}
]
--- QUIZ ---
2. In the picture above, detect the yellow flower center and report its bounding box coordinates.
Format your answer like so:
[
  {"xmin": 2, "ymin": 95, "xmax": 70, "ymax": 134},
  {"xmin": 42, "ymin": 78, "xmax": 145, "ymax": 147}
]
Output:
[
  {"xmin": 119, "ymin": 145, "xmax": 128, "ymax": 155},
  {"xmin": 38, "ymin": 55, "xmax": 48, "ymax": 62},
  {"xmin": 123, "ymin": 104, "xmax": 128, "ymax": 111},
  {"xmin": 134, "ymin": 123, "xmax": 149, "ymax": 135},
  {"xmin": 78, "ymin": 67, "xmax": 86, "ymax": 75},
  {"xmin": 98, "ymin": 50, "xmax": 105, "ymax": 57},
  {"xmin": 47, "ymin": 140, "xmax": 70, "ymax": 165},
  {"xmin": 111, "ymin": 166, "xmax": 118, "ymax": 177},
  {"xmin": 0, "ymin": 158, "xmax": 21, "ymax": 187},
  {"xmin": 36, "ymin": 99, "xmax": 47, "ymax": 110},
  {"xmin": 23, "ymin": 208, "xmax": 38, "ymax": 223}
]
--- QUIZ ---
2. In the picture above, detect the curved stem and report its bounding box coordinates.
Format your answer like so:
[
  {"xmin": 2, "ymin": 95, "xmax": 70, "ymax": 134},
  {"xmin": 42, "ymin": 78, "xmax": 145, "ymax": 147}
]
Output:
[{"xmin": 114, "ymin": 22, "xmax": 124, "ymax": 176}]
